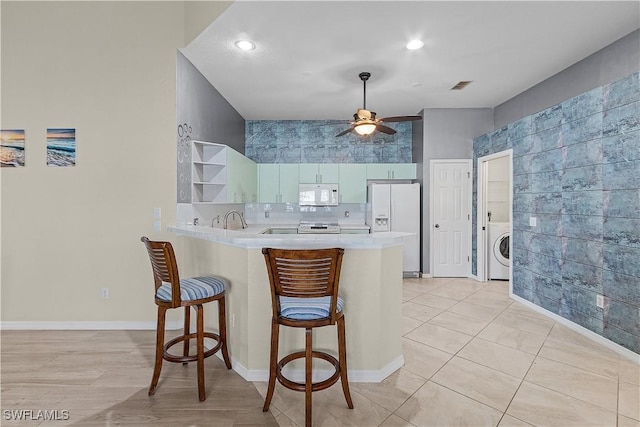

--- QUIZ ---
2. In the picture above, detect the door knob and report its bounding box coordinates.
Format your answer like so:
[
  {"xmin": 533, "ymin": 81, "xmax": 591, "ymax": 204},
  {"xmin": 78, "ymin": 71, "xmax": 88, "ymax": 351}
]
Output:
[{"xmin": 435, "ymin": 224, "xmax": 440, "ymax": 228}]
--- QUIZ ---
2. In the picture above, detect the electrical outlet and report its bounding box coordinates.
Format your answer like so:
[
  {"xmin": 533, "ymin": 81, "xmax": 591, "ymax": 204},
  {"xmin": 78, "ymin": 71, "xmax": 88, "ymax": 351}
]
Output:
[
  {"xmin": 264, "ymin": 211, "xmax": 269, "ymax": 218},
  {"xmin": 344, "ymin": 210, "xmax": 350, "ymax": 218},
  {"xmin": 101, "ymin": 288, "xmax": 109, "ymax": 299},
  {"xmin": 153, "ymin": 207, "xmax": 161, "ymax": 219},
  {"xmin": 153, "ymin": 221, "xmax": 161, "ymax": 232},
  {"xmin": 596, "ymin": 294, "xmax": 604, "ymax": 308},
  {"xmin": 529, "ymin": 217, "xmax": 537, "ymax": 227}
]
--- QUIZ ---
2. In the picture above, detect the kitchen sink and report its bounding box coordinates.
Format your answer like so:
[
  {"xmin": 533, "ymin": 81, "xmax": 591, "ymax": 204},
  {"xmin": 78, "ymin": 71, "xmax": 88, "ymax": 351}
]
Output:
[{"xmin": 261, "ymin": 228, "xmax": 298, "ymax": 234}]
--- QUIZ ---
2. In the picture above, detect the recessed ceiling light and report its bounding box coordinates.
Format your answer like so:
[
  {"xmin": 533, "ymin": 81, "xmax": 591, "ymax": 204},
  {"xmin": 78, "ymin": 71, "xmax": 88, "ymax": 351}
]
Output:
[
  {"xmin": 234, "ymin": 40, "xmax": 256, "ymax": 51},
  {"xmin": 411, "ymin": 82, "xmax": 423, "ymax": 88},
  {"xmin": 406, "ymin": 40, "xmax": 424, "ymax": 50}
]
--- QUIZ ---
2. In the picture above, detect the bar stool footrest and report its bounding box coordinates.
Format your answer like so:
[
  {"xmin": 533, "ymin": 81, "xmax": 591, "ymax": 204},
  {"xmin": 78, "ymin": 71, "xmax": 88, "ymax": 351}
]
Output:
[
  {"xmin": 163, "ymin": 332, "xmax": 222, "ymax": 363},
  {"xmin": 276, "ymin": 350, "xmax": 341, "ymax": 392}
]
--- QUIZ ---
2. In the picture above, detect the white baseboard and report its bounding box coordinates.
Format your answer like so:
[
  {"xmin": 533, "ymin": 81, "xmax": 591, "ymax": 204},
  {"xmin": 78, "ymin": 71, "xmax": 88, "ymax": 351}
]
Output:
[
  {"xmin": 0, "ymin": 320, "xmax": 182, "ymax": 331},
  {"xmin": 510, "ymin": 294, "xmax": 640, "ymax": 364},
  {"xmin": 229, "ymin": 355, "xmax": 405, "ymax": 383}
]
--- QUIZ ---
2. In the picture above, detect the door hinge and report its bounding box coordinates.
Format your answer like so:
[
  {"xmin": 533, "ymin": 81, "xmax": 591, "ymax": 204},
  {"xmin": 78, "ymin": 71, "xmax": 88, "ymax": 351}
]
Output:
[
  {"xmin": 467, "ymin": 172, "xmax": 470, "ymax": 178},
  {"xmin": 467, "ymin": 256, "xmax": 470, "ymax": 262},
  {"xmin": 468, "ymin": 214, "xmax": 470, "ymax": 220}
]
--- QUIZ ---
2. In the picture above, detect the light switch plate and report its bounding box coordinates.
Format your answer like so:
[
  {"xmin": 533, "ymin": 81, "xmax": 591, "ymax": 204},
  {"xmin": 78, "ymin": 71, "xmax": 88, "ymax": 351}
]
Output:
[
  {"xmin": 153, "ymin": 207, "xmax": 161, "ymax": 219},
  {"xmin": 529, "ymin": 217, "xmax": 537, "ymax": 227}
]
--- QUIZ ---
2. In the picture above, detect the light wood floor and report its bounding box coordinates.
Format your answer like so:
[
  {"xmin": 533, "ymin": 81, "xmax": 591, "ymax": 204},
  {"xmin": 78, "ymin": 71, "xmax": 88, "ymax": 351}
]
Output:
[{"xmin": 1, "ymin": 329, "xmax": 278, "ymax": 426}]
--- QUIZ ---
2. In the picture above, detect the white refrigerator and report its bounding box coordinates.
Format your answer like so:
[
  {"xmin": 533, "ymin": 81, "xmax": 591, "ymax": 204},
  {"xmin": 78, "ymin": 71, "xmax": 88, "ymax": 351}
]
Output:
[{"xmin": 366, "ymin": 183, "xmax": 421, "ymax": 276}]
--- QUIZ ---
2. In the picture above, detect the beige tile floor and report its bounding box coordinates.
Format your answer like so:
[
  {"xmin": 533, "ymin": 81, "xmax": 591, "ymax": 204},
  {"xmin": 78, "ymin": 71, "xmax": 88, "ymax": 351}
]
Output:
[
  {"xmin": 257, "ymin": 277, "xmax": 640, "ymax": 427},
  {"xmin": 1, "ymin": 277, "xmax": 638, "ymax": 426}
]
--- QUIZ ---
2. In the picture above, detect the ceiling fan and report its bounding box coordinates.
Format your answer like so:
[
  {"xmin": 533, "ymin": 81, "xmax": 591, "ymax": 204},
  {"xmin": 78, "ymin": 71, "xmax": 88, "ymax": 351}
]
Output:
[{"xmin": 336, "ymin": 72, "xmax": 422, "ymax": 138}]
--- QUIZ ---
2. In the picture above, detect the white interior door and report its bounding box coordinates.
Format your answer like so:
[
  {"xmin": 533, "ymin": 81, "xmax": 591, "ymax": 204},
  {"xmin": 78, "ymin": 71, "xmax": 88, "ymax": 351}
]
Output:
[
  {"xmin": 477, "ymin": 150, "xmax": 513, "ymax": 283},
  {"xmin": 431, "ymin": 160, "xmax": 471, "ymax": 277}
]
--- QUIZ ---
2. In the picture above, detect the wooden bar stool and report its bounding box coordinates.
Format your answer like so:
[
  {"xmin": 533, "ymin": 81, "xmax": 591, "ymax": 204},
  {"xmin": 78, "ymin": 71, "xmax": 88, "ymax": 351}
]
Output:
[
  {"xmin": 140, "ymin": 236, "xmax": 231, "ymax": 401},
  {"xmin": 261, "ymin": 247, "xmax": 353, "ymax": 427}
]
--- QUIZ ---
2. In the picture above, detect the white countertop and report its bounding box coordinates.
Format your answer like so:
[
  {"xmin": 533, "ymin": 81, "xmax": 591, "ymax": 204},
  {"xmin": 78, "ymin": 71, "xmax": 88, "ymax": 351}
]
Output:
[{"xmin": 168, "ymin": 224, "xmax": 411, "ymax": 249}]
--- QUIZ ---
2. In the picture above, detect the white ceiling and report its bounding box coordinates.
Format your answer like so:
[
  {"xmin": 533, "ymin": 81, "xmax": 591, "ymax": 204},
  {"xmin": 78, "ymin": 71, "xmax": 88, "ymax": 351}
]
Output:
[{"xmin": 181, "ymin": 1, "xmax": 639, "ymax": 121}]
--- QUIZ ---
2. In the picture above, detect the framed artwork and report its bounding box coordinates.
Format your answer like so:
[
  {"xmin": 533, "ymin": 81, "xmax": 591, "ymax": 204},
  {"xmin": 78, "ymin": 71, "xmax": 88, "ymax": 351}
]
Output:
[
  {"xmin": 47, "ymin": 128, "xmax": 76, "ymax": 166},
  {"xmin": 0, "ymin": 129, "xmax": 26, "ymax": 167}
]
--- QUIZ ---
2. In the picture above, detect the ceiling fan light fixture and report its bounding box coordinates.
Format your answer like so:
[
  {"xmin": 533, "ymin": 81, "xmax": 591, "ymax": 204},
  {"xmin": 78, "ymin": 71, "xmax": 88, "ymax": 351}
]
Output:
[
  {"xmin": 354, "ymin": 123, "xmax": 377, "ymax": 136},
  {"xmin": 406, "ymin": 40, "xmax": 424, "ymax": 50},
  {"xmin": 234, "ymin": 40, "xmax": 256, "ymax": 51}
]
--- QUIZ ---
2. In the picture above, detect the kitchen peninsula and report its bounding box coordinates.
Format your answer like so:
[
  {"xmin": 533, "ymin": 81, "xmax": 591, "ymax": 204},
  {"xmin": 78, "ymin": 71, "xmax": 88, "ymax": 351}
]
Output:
[{"xmin": 169, "ymin": 224, "xmax": 407, "ymax": 382}]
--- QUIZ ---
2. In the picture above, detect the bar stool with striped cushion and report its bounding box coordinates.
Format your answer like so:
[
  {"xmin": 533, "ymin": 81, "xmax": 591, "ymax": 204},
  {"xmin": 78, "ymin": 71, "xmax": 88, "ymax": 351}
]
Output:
[
  {"xmin": 261, "ymin": 247, "xmax": 353, "ymax": 427},
  {"xmin": 140, "ymin": 236, "xmax": 231, "ymax": 401}
]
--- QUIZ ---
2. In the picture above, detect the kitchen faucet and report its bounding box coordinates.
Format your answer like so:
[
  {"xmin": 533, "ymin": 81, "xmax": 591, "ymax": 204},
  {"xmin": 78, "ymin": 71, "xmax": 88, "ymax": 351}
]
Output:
[{"xmin": 223, "ymin": 209, "xmax": 248, "ymax": 229}]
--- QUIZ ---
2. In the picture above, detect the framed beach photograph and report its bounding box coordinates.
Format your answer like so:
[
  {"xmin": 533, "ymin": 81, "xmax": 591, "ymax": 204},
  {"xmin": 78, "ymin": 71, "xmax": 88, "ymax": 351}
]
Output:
[
  {"xmin": 47, "ymin": 128, "xmax": 76, "ymax": 166},
  {"xmin": 1, "ymin": 129, "xmax": 26, "ymax": 167}
]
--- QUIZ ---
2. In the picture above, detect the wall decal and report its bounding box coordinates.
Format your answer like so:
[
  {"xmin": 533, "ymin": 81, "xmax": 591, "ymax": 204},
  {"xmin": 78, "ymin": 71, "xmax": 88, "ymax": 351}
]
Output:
[
  {"xmin": 47, "ymin": 128, "xmax": 76, "ymax": 166},
  {"xmin": 0, "ymin": 129, "xmax": 26, "ymax": 167},
  {"xmin": 177, "ymin": 122, "xmax": 193, "ymax": 202}
]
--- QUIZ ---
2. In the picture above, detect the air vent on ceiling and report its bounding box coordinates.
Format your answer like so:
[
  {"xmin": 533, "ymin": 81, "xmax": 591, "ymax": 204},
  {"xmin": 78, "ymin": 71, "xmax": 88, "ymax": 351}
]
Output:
[{"xmin": 450, "ymin": 81, "xmax": 472, "ymax": 90}]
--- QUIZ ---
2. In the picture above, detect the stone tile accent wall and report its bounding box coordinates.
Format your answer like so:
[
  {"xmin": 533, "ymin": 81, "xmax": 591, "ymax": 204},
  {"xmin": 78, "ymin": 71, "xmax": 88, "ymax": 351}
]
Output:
[
  {"xmin": 473, "ymin": 72, "xmax": 639, "ymax": 353},
  {"xmin": 245, "ymin": 120, "xmax": 412, "ymax": 163}
]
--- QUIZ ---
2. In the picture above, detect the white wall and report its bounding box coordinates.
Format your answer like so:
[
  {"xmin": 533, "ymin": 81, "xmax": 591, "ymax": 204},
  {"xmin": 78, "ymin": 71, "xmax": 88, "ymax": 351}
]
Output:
[{"xmin": 0, "ymin": 2, "xmax": 224, "ymax": 325}]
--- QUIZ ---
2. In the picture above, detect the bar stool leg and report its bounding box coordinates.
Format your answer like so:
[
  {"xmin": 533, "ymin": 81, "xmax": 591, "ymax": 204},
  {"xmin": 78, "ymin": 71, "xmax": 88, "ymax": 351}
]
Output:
[
  {"xmin": 305, "ymin": 327, "xmax": 313, "ymax": 427},
  {"xmin": 149, "ymin": 305, "xmax": 167, "ymax": 396},
  {"xmin": 218, "ymin": 296, "xmax": 232, "ymax": 369},
  {"xmin": 183, "ymin": 306, "xmax": 191, "ymax": 364},
  {"xmin": 196, "ymin": 304, "xmax": 206, "ymax": 402},
  {"xmin": 263, "ymin": 319, "xmax": 280, "ymax": 412},
  {"xmin": 337, "ymin": 316, "xmax": 354, "ymax": 408}
]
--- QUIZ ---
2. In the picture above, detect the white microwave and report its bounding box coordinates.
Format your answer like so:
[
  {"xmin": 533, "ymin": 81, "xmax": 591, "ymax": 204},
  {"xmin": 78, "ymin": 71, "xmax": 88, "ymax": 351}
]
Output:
[{"xmin": 299, "ymin": 183, "xmax": 339, "ymax": 207}]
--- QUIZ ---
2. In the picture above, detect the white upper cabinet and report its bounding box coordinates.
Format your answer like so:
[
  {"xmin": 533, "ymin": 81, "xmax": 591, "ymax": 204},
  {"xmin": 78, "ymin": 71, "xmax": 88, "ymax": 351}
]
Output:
[
  {"xmin": 191, "ymin": 141, "xmax": 256, "ymax": 204},
  {"xmin": 339, "ymin": 164, "xmax": 367, "ymax": 203},
  {"xmin": 258, "ymin": 164, "xmax": 300, "ymax": 203},
  {"xmin": 227, "ymin": 148, "xmax": 257, "ymax": 203},
  {"xmin": 366, "ymin": 163, "xmax": 416, "ymax": 180},
  {"xmin": 299, "ymin": 163, "xmax": 339, "ymax": 183}
]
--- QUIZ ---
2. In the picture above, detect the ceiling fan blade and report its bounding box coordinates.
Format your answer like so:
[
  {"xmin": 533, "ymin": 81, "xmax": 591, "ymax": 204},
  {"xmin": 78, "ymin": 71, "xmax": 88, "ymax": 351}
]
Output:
[
  {"xmin": 375, "ymin": 124, "xmax": 397, "ymax": 135},
  {"xmin": 380, "ymin": 115, "xmax": 423, "ymax": 122},
  {"xmin": 335, "ymin": 127, "xmax": 354, "ymax": 137}
]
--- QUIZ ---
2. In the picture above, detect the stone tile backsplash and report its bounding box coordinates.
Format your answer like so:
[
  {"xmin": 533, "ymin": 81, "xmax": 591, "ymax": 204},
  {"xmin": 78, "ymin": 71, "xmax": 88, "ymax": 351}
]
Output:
[
  {"xmin": 245, "ymin": 120, "xmax": 413, "ymax": 164},
  {"xmin": 473, "ymin": 71, "xmax": 640, "ymax": 354}
]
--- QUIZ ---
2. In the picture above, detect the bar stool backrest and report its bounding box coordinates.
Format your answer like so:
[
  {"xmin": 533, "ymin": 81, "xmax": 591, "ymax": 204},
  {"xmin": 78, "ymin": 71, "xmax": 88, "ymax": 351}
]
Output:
[
  {"xmin": 141, "ymin": 237, "xmax": 181, "ymax": 308},
  {"xmin": 262, "ymin": 248, "xmax": 345, "ymax": 324}
]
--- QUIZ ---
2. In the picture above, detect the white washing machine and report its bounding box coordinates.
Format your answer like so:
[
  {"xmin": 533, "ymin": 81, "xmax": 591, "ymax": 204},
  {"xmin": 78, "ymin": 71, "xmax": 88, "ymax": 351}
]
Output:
[{"xmin": 488, "ymin": 222, "xmax": 510, "ymax": 280}]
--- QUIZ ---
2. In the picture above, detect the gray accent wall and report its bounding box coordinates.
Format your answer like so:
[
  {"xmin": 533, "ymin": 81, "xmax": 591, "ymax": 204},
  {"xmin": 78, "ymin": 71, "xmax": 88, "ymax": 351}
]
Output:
[
  {"xmin": 495, "ymin": 30, "xmax": 640, "ymax": 128},
  {"xmin": 419, "ymin": 108, "xmax": 494, "ymax": 274},
  {"xmin": 176, "ymin": 51, "xmax": 245, "ymax": 203}
]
